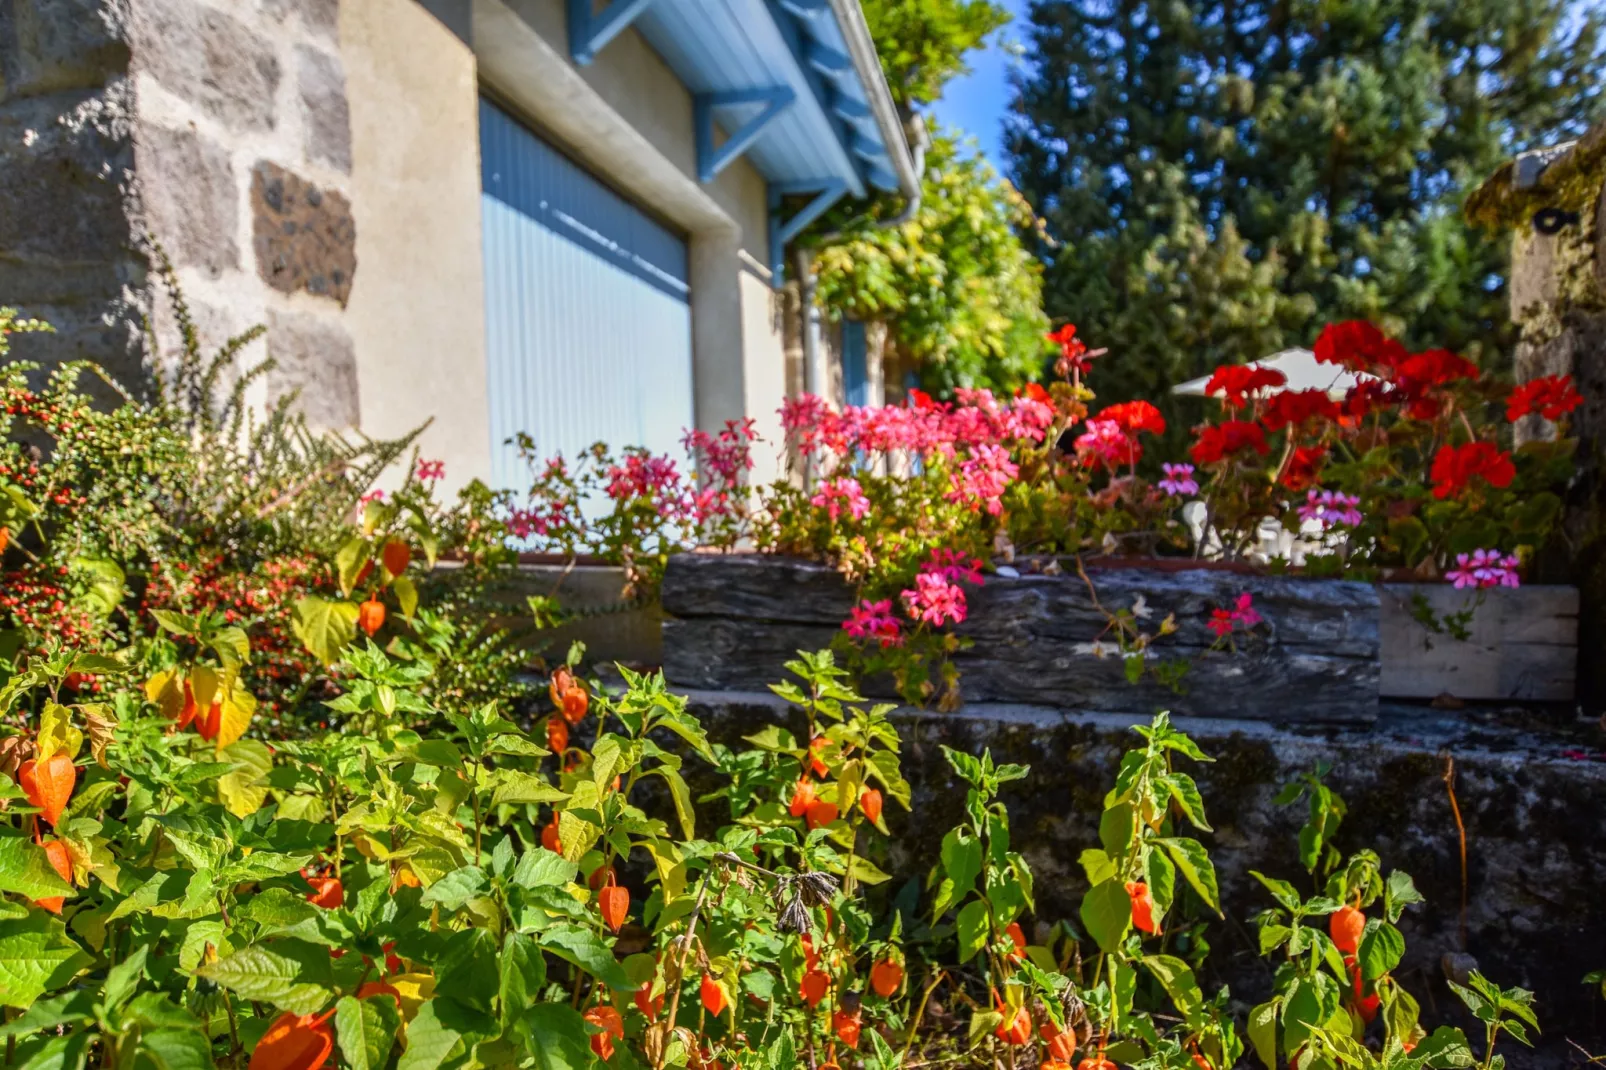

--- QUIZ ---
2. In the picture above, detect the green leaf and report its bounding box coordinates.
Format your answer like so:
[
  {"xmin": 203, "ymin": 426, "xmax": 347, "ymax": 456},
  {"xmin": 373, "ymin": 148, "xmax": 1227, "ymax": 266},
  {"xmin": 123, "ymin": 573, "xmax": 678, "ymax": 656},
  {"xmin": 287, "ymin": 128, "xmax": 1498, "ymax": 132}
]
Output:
[
  {"xmin": 336, "ymin": 538, "xmax": 370, "ymax": 596},
  {"xmin": 511, "ymin": 849, "xmax": 579, "ymax": 890},
  {"xmin": 930, "ymin": 827, "xmax": 982, "ymax": 918},
  {"xmin": 337, "ymin": 993, "xmax": 401, "ymax": 1070},
  {"xmin": 1079, "ymin": 848, "xmax": 1116, "ymax": 886},
  {"xmin": 15, "ymin": 1031, "xmax": 91, "ymax": 1070},
  {"xmin": 491, "ymin": 771, "xmax": 568, "ymax": 807},
  {"xmin": 393, "ymin": 575, "xmax": 419, "ymax": 621},
  {"xmin": 955, "ymin": 900, "xmax": 989, "ymax": 963},
  {"xmin": 1080, "ymin": 878, "xmax": 1131, "ymax": 953},
  {"xmin": 0, "ymin": 914, "xmax": 90, "ymax": 1010},
  {"xmin": 1358, "ymin": 920, "xmax": 1406, "ymax": 980},
  {"xmin": 421, "ymin": 866, "xmax": 489, "ymax": 911},
  {"xmin": 292, "ymin": 596, "xmax": 359, "ymax": 667},
  {"xmin": 197, "ymin": 940, "xmax": 334, "ymax": 1015},
  {"xmin": 499, "ymin": 932, "xmax": 547, "ymax": 1031},
  {"xmin": 1248, "ymin": 999, "xmax": 1279, "ymax": 1069},
  {"xmin": 0, "ymin": 990, "xmax": 94, "ymax": 1038},
  {"xmin": 1384, "ymin": 870, "xmax": 1424, "ymax": 923},
  {"xmin": 136, "ymin": 1028, "xmax": 212, "ymax": 1070},
  {"xmin": 1156, "ymin": 837, "xmax": 1220, "ymax": 913},
  {"xmin": 0, "ymin": 834, "xmax": 74, "ymax": 901},
  {"xmin": 539, "ymin": 925, "xmax": 630, "ymax": 989},
  {"xmin": 1162, "ymin": 772, "xmax": 1211, "ymax": 831},
  {"xmin": 1141, "ymin": 954, "xmax": 1203, "ymax": 1024},
  {"xmin": 518, "ymin": 1003, "xmax": 592, "ymax": 1070},
  {"xmin": 397, "ymin": 1000, "xmax": 465, "ymax": 1070},
  {"xmin": 654, "ymin": 767, "xmax": 696, "ymax": 841}
]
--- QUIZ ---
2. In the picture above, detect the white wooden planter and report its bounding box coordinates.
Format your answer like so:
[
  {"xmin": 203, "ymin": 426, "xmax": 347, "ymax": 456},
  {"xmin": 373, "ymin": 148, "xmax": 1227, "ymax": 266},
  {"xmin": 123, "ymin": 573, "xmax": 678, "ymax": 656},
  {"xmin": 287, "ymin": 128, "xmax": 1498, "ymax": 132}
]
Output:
[{"xmin": 1378, "ymin": 584, "xmax": 1578, "ymax": 702}]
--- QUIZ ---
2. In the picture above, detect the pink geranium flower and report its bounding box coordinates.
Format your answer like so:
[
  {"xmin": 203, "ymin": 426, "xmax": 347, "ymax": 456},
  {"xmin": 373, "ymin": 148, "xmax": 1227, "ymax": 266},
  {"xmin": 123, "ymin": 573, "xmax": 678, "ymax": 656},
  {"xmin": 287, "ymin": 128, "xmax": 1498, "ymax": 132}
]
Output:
[
  {"xmin": 1158, "ymin": 463, "xmax": 1198, "ymax": 497},
  {"xmin": 1445, "ymin": 549, "xmax": 1521, "ymax": 590},
  {"xmin": 901, "ymin": 572, "xmax": 968, "ymax": 627},
  {"xmin": 416, "ymin": 459, "xmax": 445, "ymax": 482},
  {"xmin": 811, "ymin": 477, "xmax": 871, "ymax": 522},
  {"xmin": 1296, "ymin": 489, "xmax": 1363, "ymax": 529},
  {"xmin": 923, "ymin": 548, "xmax": 985, "ymax": 586},
  {"xmin": 843, "ymin": 599, "xmax": 903, "ymax": 648}
]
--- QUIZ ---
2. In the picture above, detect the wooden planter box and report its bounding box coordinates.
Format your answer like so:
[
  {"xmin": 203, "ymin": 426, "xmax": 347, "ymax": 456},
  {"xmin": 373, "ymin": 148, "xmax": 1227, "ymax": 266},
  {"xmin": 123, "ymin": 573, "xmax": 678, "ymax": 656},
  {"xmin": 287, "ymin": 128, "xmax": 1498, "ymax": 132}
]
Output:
[{"xmin": 659, "ymin": 555, "xmax": 1579, "ymax": 720}]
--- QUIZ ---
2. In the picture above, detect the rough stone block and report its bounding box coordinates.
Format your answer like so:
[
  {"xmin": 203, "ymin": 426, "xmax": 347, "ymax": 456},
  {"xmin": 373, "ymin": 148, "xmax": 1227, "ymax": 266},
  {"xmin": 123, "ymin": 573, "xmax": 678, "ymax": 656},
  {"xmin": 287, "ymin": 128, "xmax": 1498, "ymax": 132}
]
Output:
[
  {"xmin": 265, "ymin": 309, "xmax": 359, "ymax": 430},
  {"xmin": 0, "ymin": 0, "xmax": 130, "ymax": 101},
  {"xmin": 131, "ymin": 0, "xmax": 279, "ymax": 132},
  {"xmin": 296, "ymin": 45, "xmax": 350, "ymax": 173},
  {"xmin": 136, "ymin": 122, "xmax": 239, "ymax": 278},
  {"xmin": 262, "ymin": 0, "xmax": 339, "ymax": 42},
  {"xmin": 251, "ymin": 160, "xmax": 356, "ymax": 306},
  {"xmin": 0, "ymin": 85, "xmax": 135, "ymax": 263}
]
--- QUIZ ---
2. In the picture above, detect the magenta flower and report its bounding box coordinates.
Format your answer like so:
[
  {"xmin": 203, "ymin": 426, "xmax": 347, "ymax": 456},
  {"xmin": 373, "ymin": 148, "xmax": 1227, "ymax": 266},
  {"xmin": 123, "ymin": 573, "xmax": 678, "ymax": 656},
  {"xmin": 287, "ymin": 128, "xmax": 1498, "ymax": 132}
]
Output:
[
  {"xmin": 810, "ymin": 477, "xmax": 871, "ymax": 522},
  {"xmin": 923, "ymin": 548, "xmax": 985, "ymax": 586},
  {"xmin": 360, "ymin": 489, "xmax": 385, "ymax": 504},
  {"xmin": 1209, "ymin": 592, "xmax": 1261, "ymax": 637},
  {"xmin": 901, "ymin": 572, "xmax": 968, "ymax": 627},
  {"xmin": 1296, "ymin": 489, "xmax": 1364, "ymax": 529},
  {"xmin": 946, "ymin": 444, "xmax": 1018, "ymax": 516},
  {"xmin": 1445, "ymin": 549, "xmax": 1521, "ymax": 590},
  {"xmin": 1158, "ymin": 463, "xmax": 1199, "ymax": 497},
  {"xmin": 843, "ymin": 599, "xmax": 903, "ymax": 648},
  {"xmin": 416, "ymin": 458, "xmax": 446, "ymax": 482}
]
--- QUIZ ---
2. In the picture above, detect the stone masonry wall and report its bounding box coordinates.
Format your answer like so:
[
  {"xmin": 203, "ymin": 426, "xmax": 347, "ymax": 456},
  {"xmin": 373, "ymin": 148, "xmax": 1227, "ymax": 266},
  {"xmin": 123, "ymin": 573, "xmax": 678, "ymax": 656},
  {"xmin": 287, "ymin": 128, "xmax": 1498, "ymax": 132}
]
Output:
[{"xmin": 0, "ymin": 0, "xmax": 360, "ymax": 425}]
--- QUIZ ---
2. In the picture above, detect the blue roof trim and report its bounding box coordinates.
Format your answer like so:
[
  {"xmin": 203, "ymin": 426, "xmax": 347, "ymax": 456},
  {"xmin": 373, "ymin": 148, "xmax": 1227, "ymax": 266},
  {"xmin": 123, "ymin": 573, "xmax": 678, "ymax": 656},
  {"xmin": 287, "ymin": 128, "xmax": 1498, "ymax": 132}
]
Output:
[{"xmin": 567, "ymin": 0, "xmax": 903, "ymax": 199}]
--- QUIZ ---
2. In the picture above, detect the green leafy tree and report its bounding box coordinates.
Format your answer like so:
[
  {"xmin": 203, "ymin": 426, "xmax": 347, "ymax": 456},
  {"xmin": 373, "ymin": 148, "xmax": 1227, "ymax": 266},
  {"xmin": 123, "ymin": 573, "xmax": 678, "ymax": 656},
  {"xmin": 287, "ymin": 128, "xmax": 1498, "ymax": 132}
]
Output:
[
  {"xmin": 1007, "ymin": 0, "xmax": 1606, "ymax": 446},
  {"xmin": 802, "ymin": 0, "xmax": 1051, "ymax": 394}
]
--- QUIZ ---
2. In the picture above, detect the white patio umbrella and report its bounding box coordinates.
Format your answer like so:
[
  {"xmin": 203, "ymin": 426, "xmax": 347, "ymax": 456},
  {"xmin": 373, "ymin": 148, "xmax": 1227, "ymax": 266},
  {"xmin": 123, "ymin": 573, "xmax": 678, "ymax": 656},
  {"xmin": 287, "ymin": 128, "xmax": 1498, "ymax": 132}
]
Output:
[{"xmin": 1171, "ymin": 347, "xmax": 1371, "ymax": 400}]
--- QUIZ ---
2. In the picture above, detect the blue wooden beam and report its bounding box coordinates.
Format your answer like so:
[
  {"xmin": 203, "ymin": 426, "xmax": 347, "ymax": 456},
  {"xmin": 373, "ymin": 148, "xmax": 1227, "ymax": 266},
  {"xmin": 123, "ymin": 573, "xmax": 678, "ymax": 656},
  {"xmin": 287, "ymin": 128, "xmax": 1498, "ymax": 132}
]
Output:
[
  {"xmin": 806, "ymin": 41, "xmax": 852, "ymax": 76},
  {"xmin": 569, "ymin": 0, "xmax": 656, "ymax": 65},
  {"xmin": 831, "ymin": 94, "xmax": 872, "ymax": 122},
  {"xmin": 696, "ymin": 88, "xmax": 797, "ymax": 183},
  {"xmin": 767, "ymin": 180, "xmax": 848, "ymax": 282},
  {"xmin": 779, "ymin": 0, "xmax": 828, "ymax": 17}
]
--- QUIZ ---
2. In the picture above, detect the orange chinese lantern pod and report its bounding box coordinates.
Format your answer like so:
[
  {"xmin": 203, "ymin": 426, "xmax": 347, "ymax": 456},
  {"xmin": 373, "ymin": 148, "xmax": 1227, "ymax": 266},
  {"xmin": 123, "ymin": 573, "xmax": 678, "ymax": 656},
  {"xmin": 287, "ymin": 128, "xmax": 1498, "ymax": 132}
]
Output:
[
  {"xmin": 381, "ymin": 539, "xmax": 411, "ymax": 577},
  {"xmin": 357, "ymin": 598, "xmax": 386, "ymax": 637},
  {"xmin": 799, "ymin": 968, "xmax": 830, "ymax": 1008},
  {"xmin": 197, "ymin": 701, "xmax": 223, "ymax": 742},
  {"xmin": 541, "ymin": 815, "xmax": 562, "ymax": 853},
  {"xmin": 832, "ymin": 1009, "xmax": 862, "ymax": 1049},
  {"xmin": 588, "ymin": 864, "xmax": 616, "ymax": 891},
  {"xmin": 859, "ymin": 788, "xmax": 883, "ymax": 825},
  {"xmin": 699, "ymin": 974, "xmax": 728, "ymax": 1016},
  {"xmin": 355, "ymin": 981, "xmax": 402, "ymax": 1008},
  {"xmin": 788, "ymin": 778, "xmax": 816, "ymax": 818},
  {"xmin": 561, "ymin": 684, "xmax": 589, "ymax": 725},
  {"xmin": 34, "ymin": 839, "xmax": 72, "ymax": 914},
  {"xmin": 250, "ymin": 1011, "xmax": 335, "ymax": 1070},
  {"xmin": 869, "ymin": 959, "xmax": 903, "ymax": 998},
  {"xmin": 808, "ymin": 736, "xmax": 829, "ymax": 777},
  {"xmin": 1357, "ymin": 993, "xmax": 1380, "ymax": 1024},
  {"xmin": 1076, "ymin": 1058, "xmax": 1115, "ymax": 1070},
  {"xmin": 306, "ymin": 876, "xmax": 343, "ymax": 910},
  {"xmin": 382, "ymin": 940, "xmax": 403, "ymax": 974},
  {"xmin": 598, "ymin": 883, "xmax": 629, "ymax": 933},
  {"xmin": 1044, "ymin": 1028, "xmax": 1077, "ymax": 1062},
  {"xmin": 1330, "ymin": 904, "xmax": 1365, "ymax": 954},
  {"xmin": 19, "ymin": 752, "xmax": 76, "ymax": 828},
  {"xmin": 1004, "ymin": 921, "xmax": 1026, "ymax": 961},
  {"xmin": 994, "ymin": 1006, "xmax": 1032, "ymax": 1046},
  {"xmin": 634, "ymin": 983, "xmax": 663, "ymax": 1019},
  {"xmin": 800, "ymin": 933, "xmax": 820, "ymax": 970},
  {"xmin": 1042, "ymin": 1062, "xmax": 1073, "ymax": 1070},
  {"xmin": 549, "ymin": 667, "xmax": 574, "ymax": 708},
  {"xmin": 1126, "ymin": 880, "xmax": 1159, "ymax": 934},
  {"xmin": 1192, "ymin": 1053, "xmax": 1213, "ymax": 1070},
  {"xmin": 0, "ymin": 526, "xmax": 9, "ymax": 555},
  {"xmin": 176, "ymin": 682, "xmax": 199, "ymax": 730},
  {"xmin": 804, "ymin": 800, "xmax": 839, "ymax": 830},
  {"xmin": 547, "ymin": 715, "xmax": 569, "ymax": 754},
  {"xmin": 354, "ymin": 560, "xmax": 374, "ymax": 588},
  {"xmin": 584, "ymin": 1005, "xmax": 624, "ymax": 1060},
  {"xmin": 390, "ymin": 864, "xmax": 421, "ymax": 893}
]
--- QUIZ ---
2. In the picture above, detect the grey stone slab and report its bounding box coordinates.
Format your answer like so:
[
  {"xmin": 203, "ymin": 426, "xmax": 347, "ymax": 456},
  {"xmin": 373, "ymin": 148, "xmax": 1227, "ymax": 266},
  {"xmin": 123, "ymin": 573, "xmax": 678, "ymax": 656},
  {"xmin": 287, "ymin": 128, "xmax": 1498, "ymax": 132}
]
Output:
[
  {"xmin": 265, "ymin": 309, "xmax": 358, "ymax": 430},
  {"xmin": 131, "ymin": 0, "xmax": 279, "ymax": 132}
]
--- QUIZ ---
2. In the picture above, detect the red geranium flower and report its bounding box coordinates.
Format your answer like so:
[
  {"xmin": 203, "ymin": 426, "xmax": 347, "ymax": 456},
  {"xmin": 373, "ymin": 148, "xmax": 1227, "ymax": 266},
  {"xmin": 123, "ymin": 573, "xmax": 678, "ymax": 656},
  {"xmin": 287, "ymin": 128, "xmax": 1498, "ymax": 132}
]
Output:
[
  {"xmin": 1279, "ymin": 445, "xmax": 1328, "ymax": 491},
  {"xmin": 1397, "ymin": 349, "xmax": 1479, "ymax": 388},
  {"xmin": 1507, "ymin": 374, "xmax": 1583, "ymax": 422},
  {"xmin": 1098, "ymin": 400, "xmax": 1166, "ymax": 436},
  {"xmin": 1261, "ymin": 389, "xmax": 1339, "ymax": 432},
  {"xmin": 1313, "ymin": 321, "xmax": 1408, "ymax": 374},
  {"xmin": 1190, "ymin": 421, "xmax": 1269, "ymax": 464},
  {"xmin": 1430, "ymin": 441, "xmax": 1516, "ymax": 499},
  {"xmin": 1047, "ymin": 323, "xmax": 1097, "ymax": 375},
  {"xmin": 1204, "ymin": 365, "xmax": 1288, "ymax": 408}
]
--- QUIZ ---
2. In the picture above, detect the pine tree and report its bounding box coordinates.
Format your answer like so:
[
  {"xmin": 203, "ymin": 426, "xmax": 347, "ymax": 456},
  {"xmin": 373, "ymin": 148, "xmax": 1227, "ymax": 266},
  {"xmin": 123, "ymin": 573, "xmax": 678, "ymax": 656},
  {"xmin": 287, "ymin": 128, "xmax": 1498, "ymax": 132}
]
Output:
[{"xmin": 1007, "ymin": 0, "xmax": 1606, "ymax": 444}]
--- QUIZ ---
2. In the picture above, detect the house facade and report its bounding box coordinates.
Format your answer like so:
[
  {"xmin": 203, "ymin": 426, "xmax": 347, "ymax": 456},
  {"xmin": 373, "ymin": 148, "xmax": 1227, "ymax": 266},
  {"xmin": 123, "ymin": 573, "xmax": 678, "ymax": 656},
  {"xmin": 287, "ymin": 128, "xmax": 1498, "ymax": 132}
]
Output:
[{"xmin": 0, "ymin": 0, "xmax": 915, "ymax": 492}]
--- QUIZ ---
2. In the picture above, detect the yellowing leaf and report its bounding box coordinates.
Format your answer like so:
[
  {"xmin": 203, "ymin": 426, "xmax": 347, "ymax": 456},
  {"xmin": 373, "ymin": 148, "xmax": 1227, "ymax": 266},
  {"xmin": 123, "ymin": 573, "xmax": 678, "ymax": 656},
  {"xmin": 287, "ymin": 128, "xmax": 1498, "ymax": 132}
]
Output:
[
  {"xmin": 36, "ymin": 704, "xmax": 83, "ymax": 763},
  {"xmin": 213, "ymin": 688, "xmax": 256, "ymax": 755},
  {"xmin": 189, "ymin": 665, "xmax": 220, "ymax": 712},
  {"xmin": 293, "ymin": 597, "xmax": 360, "ymax": 667},
  {"xmin": 393, "ymin": 575, "xmax": 418, "ymax": 621},
  {"xmin": 144, "ymin": 671, "xmax": 184, "ymax": 721},
  {"xmin": 388, "ymin": 972, "xmax": 436, "ymax": 1021},
  {"xmin": 216, "ymin": 740, "xmax": 273, "ymax": 818}
]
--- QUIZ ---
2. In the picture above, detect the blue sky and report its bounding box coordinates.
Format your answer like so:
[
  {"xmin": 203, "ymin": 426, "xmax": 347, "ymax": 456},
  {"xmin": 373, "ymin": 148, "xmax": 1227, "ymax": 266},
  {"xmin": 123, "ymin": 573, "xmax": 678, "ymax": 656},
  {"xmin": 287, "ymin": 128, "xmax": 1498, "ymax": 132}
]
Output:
[{"xmin": 927, "ymin": 0, "xmax": 1032, "ymax": 173}]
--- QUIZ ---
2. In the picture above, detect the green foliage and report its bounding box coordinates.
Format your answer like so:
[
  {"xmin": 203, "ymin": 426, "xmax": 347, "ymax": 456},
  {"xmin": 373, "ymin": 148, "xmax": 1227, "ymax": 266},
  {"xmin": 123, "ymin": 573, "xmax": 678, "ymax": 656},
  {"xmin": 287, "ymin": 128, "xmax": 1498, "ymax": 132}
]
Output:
[
  {"xmin": 812, "ymin": 133, "xmax": 1052, "ymax": 394},
  {"xmin": 1009, "ymin": 0, "xmax": 1606, "ymax": 449},
  {"xmin": 859, "ymin": 0, "xmax": 1008, "ymax": 111}
]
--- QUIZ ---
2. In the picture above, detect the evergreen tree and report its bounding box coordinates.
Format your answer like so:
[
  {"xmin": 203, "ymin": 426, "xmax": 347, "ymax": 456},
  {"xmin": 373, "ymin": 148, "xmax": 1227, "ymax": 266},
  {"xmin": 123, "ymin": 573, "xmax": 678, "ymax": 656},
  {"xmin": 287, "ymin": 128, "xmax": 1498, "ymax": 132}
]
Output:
[{"xmin": 1007, "ymin": 0, "xmax": 1606, "ymax": 443}]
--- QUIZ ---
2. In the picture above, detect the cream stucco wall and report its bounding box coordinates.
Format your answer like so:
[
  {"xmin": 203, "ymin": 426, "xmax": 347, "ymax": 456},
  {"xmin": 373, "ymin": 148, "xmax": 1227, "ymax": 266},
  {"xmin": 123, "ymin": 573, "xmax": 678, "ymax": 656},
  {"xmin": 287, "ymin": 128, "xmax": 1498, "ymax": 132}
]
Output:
[{"xmin": 341, "ymin": 0, "xmax": 491, "ymax": 497}]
